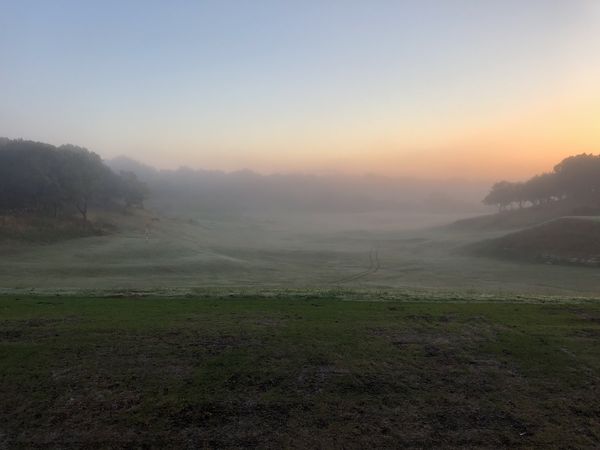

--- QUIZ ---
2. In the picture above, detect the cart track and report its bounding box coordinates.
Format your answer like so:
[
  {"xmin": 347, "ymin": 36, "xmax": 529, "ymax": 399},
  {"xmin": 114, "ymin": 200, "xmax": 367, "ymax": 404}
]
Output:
[{"xmin": 334, "ymin": 247, "xmax": 380, "ymax": 284}]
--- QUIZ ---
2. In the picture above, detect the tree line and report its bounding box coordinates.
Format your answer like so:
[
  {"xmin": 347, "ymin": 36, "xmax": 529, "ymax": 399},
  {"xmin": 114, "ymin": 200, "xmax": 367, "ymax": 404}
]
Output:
[
  {"xmin": 0, "ymin": 138, "xmax": 148, "ymax": 220},
  {"xmin": 483, "ymin": 154, "xmax": 600, "ymax": 211}
]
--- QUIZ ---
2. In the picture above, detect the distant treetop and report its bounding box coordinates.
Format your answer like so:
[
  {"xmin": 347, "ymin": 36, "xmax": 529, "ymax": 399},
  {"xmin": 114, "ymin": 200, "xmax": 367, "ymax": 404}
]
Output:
[{"xmin": 483, "ymin": 154, "xmax": 600, "ymax": 212}]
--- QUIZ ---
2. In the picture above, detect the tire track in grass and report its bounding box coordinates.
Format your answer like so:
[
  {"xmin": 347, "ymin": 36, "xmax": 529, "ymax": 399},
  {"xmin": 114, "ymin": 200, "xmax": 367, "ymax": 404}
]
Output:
[{"xmin": 334, "ymin": 247, "xmax": 380, "ymax": 284}]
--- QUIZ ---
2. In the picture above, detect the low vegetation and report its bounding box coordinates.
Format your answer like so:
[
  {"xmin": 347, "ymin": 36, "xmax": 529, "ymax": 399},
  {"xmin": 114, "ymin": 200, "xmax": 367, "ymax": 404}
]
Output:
[
  {"xmin": 0, "ymin": 215, "xmax": 105, "ymax": 243},
  {"xmin": 1, "ymin": 294, "xmax": 599, "ymax": 448}
]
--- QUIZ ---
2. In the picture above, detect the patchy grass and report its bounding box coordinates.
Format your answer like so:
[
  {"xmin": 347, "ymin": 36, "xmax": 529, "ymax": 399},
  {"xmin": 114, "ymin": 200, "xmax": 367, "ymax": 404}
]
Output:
[{"xmin": 1, "ymin": 295, "xmax": 599, "ymax": 448}]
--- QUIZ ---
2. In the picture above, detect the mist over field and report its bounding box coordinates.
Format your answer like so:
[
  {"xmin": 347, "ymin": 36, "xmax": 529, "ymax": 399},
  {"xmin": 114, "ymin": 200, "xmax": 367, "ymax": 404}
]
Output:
[
  {"xmin": 107, "ymin": 156, "xmax": 490, "ymax": 215},
  {"xmin": 0, "ymin": 139, "xmax": 487, "ymax": 291},
  {"xmin": 2, "ymin": 1, "xmax": 600, "ymax": 448},
  {"xmin": 3, "ymin": 138, "xmax": 600, "ymax": 298}
]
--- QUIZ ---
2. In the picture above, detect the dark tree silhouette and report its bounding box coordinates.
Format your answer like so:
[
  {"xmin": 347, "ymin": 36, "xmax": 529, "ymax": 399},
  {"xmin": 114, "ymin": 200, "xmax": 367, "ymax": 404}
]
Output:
[
  {"xmin": 483, "ymin": 181, "xmax": 517, "ymax": 211},
  {"xmin": 553, "ymin": 154, "xmax": 600, "ymax": 204},
  {"xmin": 484, "ymin": 153, "xmax": 600, "ymax": 212},
  {"xmin": 0, "ymin": 138, "xmax": 148, "ymax": 221}
]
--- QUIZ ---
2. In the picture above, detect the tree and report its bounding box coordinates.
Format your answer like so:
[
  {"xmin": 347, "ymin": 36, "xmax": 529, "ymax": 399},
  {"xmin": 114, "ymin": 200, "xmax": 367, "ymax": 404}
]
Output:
[
  {"xmin": 57, "ymin": 145, "xmax": 117, "ymax": 221},
  {"xmin": 118, "ymin": 171, "xmax": 148, "ymax": 208},
  {"xmin": 0, "ymin": 139, "xmax": 62, "ymax": 213},
  {"xmin": 483, "ymin": 181, "xmax": 518, "ymax": 211},
  {"xmin": 522, "ymin": 173, "xmax": 559, "ymax": 206},
  {"xmin": 0, "ymin": 138, "xmax": 150, "ymax": 221},
  {"xmin": 483, "ymin": 153, "xmax": 600, "ymax": 213},
  {"xmin": 553, "ymin": 154, "xmax": 600, "ymax": 205}
]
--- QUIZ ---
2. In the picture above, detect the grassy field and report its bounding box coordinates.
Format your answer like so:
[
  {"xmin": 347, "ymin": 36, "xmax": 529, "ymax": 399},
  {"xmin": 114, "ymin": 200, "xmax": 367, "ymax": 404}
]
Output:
[
  {"xmin": 2, "ymin": 293, "xmax": 599, "ymax": 448},
  {"xmin": 3, "ymin": 210, "xmax": 600, "ymax": 296}
]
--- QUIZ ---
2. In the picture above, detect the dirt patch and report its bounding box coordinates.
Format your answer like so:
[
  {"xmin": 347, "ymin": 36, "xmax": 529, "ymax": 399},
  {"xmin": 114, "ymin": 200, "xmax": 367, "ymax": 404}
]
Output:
[
  {"xmin": 0, "ymin": 317, "xmax": 80, "ymax": 342},
  {"xmin": 253, "ymin": 318, "xmax": 286, "ymax": 327},
  {"xmin": 296, "ymin": 365, "xmax": 350, "ymax": 394},
  {"xmin": 571, "ymin": 309, "xmax": 600, "ymax": 323},
  {"xmin": 0, "ymin": 328, "xmax": 24, "ymax": 341},
  {"xmin": 370, "ymin": 315, "xmax": 500, "ymax": 348},
  {"xmin": 167, "ymin": 401, "xmax": 292, "ymax": 447},
  {"xmin": 154, "ymin": 330, "xmax": 258, "ymax": 355}
]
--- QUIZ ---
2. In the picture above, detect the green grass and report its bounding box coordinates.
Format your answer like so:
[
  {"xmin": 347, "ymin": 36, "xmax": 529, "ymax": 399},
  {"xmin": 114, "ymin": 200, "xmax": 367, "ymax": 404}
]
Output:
[
  {"xmin": 1, "ymin": 294, "xmax": 600, "ymax": 448},
  {"xmin": 5, "ymin": 210, "xmax": 600, "ymax": 296}
]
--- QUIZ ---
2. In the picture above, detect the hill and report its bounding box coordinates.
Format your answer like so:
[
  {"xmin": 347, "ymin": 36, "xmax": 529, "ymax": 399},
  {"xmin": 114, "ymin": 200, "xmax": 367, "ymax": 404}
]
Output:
[
  {"xmin": 449, "ymin": 200, "xmax": 600, "ymax": 231},
  {"xmin": 468, "ymin": 217, "xmax": 600, "ymax": 266}
]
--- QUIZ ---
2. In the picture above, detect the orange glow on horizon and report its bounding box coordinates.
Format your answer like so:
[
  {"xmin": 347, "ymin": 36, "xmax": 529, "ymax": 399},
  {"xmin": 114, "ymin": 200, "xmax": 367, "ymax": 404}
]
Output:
[{"xmin": 140, "ymin": 91, "xmax": 599, "ymax": 182}]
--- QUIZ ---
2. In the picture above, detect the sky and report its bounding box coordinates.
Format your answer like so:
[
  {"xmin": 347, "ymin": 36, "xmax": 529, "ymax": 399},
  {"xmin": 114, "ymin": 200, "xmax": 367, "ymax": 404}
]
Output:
[{"xmin": 1, "ymin": 0, "xmax": 599, "ymax": 180}]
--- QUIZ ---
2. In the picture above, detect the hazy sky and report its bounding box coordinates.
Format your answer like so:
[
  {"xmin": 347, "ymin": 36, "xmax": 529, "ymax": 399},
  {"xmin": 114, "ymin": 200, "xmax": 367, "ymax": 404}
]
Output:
[{"xmin": 1, "ymin": 1, "xmax": 599, "ymax": 180}]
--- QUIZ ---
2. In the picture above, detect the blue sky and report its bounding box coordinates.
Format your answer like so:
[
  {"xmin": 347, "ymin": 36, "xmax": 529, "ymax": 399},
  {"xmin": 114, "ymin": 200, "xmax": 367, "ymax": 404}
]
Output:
[{"xmin": 1, "ymin": 1, "xmax": 599, "ymax": 178}]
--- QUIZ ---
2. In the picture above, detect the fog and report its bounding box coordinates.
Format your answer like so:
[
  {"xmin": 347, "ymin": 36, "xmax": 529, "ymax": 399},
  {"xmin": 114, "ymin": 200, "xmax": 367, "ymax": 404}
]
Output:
[
  {"xmin": 3, "ymin": 138, "xmax": 600, "ymax": 297},
  {"xmin": 107, "ymin": 155, "xmax": 490, "ymax": 217},
  {"xmin": 4, "ymin": 2, "xmax": 600, "ymax": 446}
]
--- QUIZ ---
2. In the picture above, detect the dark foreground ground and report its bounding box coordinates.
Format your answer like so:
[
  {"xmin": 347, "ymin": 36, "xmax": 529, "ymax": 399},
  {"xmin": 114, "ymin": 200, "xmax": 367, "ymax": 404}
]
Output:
[{"xmin": 1, "ymin": 294, "xmax": 599, "ymax": 448}]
